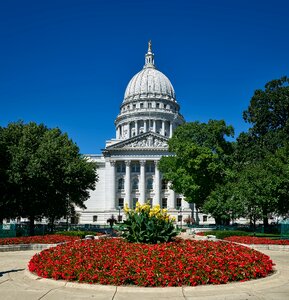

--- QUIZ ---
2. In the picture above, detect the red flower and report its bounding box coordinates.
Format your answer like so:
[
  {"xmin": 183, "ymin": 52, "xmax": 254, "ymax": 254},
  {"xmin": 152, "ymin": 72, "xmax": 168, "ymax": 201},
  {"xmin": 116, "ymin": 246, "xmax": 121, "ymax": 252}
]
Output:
[
  {"xmin": 0, "ymin": 235, "xmax": 78, "ymax": 245},
  {"xmin": 28, "ymin": 238, "xmax": 274, "ymax": 287},
  {"xmin": 224, "ymin": 236, "xmax": 289, "ymax": 245}
]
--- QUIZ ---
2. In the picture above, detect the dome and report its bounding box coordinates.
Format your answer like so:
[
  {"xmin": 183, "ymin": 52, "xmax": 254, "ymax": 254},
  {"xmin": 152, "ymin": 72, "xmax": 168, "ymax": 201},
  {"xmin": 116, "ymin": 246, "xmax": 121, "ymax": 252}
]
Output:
[
  {"xmin": 124, "ymin": 68, "xmax": 176, "ymax": 102},
  {"xmin": 123, "ymin": 41, "xmax": 176, "ymax": 102}
]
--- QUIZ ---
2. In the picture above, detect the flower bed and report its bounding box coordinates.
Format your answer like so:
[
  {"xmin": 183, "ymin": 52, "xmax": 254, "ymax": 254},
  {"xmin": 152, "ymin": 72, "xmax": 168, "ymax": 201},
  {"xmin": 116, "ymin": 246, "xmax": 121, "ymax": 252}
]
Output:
[
  {"xmin": 224, "ymin": 236, "xmax": 289, "ymax": 245},
  {"xmin": 0, "ymin": 235, "xmax": 79, "ymax": 245},
  {"xmin": 28, "ymin": 238, "xmax": 274, "ymax": 287}
]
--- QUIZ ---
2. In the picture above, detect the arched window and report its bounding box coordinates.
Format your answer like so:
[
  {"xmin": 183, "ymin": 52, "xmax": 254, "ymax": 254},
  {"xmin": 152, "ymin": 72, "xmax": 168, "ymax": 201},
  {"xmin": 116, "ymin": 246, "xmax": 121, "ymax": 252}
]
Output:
[
  {"xmin": 146, "ymin": 177, "xmax": 153, "ymax": 190},
  {"xmin": 118, "ymin": 178, "xmax": 124, "ymax": 190},
  {"xmin": 132, "ymin": 178, "xmax": 139, "ymax": 190}
]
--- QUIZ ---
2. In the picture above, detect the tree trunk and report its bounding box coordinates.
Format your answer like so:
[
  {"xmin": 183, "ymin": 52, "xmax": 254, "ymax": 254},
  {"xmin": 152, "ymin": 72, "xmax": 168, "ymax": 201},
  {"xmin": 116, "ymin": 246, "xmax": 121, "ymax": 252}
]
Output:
[
  {"xmin": 263, "ymin": 216, "xmax": 269, "ymax": 233},
  {"xmin": 29, "ymin": 216, "xmax": 35, "ymax": 236},
  {"xmin": 49, "ymin": 216, "xmax": 55, "ymax": 233}
]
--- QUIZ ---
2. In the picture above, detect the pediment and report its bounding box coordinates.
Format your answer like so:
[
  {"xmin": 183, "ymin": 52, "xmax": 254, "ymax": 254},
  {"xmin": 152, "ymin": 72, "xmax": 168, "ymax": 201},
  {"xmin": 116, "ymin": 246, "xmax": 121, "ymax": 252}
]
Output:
[{"xmin": 106, "ymin": 132, "xmax": 169, "ymax": 150}]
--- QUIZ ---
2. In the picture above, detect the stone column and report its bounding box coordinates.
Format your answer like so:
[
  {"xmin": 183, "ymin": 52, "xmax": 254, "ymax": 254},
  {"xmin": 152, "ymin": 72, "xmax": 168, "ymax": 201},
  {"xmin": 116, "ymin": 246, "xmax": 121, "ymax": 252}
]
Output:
[
  {"xmin": 135, "ymin": 121, "xmax": 138, "ymax": 136},
  {"xmin": 117, "ymin": 126, "xmax": 120, "ymax": 139},
  {"xmin": 182, "ymin": 198, "xmax": 190, "ymax": 209},
  {"xmin": 144, "ymin": 120, "xmax": 147, "ymax": 133},
  {"xmin": 153, "ymin": 120, "xmax": 156, "ymax": 133},
  {"xmin": 153, "ymin": 160, "xmax": 160, "ymax": 206},
  {"xmin": 139, "ymin": 160, "xmax": 146, "ymax": 204},
  {"xmin": 162, "ymin": 120, "xmax": 165, "ymax": 136},
  {"xmin": 105, "ymin": 160, "xmax": 116, "ymax": 210},
  {"xmin": 169, "ymin": 122, "xmax": 173, "ymax": 137},
  {"xmin": 125, "ymin": 160, "xmax": 131, "ymax": 208},
  {"xmin": 128, "ymin": 122, "xmax": 131, "ymax": 138},
  {"xmin": 168, "ymin": 184, "xmax": 175, "ymax": 209}
]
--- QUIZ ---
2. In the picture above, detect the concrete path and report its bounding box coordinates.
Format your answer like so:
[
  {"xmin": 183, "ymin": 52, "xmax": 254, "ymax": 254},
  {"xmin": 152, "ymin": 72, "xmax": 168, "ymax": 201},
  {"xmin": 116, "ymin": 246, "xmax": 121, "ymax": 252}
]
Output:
[{"xmin": 0, "ymin": 248, "xmax": 288, "ymax": 300}]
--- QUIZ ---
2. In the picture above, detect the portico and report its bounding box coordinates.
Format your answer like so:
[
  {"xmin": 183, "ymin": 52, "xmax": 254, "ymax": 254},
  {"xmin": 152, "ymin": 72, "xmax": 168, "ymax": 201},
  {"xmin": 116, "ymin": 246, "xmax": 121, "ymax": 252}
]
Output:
[{"xmin": 77, "ymin": 41, "xmax": 192, "ymax": 225}]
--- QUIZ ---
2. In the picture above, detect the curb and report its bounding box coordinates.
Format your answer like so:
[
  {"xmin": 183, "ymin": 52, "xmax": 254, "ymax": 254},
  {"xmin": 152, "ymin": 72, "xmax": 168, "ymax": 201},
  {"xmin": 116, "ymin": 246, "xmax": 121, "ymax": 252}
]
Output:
[
  {"xmin": 0, "ymin": 244, "xmax": 57, "ymax": 252},
  {"xmin": 24, "ymin": 267, "xmax": 280, "ymax": 291}
]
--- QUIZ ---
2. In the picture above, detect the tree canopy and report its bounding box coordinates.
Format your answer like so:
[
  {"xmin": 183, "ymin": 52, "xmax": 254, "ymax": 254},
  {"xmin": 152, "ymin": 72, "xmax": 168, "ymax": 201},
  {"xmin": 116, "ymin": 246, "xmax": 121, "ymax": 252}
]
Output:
[
  {"xmin": 0, "ymin": 121, "xmax": 98, "ymax": 234},
  {"xmin": 159, "ymin": 120, "xmax": 234, "ymax": 209},
  {"xmin": 160, "ymin": 76, "xmax": 289, "ymax": 226},
  {"xmin": 235, "ymin": 76, "xmax": 289, "ymax": 224}
]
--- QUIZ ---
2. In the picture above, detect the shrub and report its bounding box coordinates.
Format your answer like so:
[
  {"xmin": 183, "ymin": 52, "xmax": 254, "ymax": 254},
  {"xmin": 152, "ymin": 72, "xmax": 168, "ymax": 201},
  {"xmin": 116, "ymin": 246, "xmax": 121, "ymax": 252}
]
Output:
[
  {"xmin": 201, "ymin": 230, "xmax": 250, "ymax": 239},
  {"xmin": 115, "ymin": 202, "xmax": 179, "ymax": 244}
]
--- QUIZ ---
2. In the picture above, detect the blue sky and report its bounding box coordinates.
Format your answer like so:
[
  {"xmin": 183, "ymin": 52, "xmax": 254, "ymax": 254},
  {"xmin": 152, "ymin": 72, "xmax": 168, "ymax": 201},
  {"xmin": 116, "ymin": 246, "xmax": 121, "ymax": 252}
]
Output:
[{"xmin": 1, "ymin": 0, "xmax": 288, "ymax": 154}]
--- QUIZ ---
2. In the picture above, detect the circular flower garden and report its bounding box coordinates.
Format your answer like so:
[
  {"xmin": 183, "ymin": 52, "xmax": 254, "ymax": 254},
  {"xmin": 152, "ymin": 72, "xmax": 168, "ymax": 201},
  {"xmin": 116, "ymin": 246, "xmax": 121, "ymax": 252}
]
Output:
[
  {"xmin": 29, "ymin": 238, "xmax": 274, "ymax": 287},
  {"xmin": 27, "ymin": 202, "xmax": 275, "ymax": 287}
]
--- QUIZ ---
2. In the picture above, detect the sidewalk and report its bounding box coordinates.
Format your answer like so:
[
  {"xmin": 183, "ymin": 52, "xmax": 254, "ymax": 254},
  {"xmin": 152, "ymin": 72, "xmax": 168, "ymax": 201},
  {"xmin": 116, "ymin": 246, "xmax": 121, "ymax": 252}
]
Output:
[{"xmin": 0, "ymin": 247, "xmax": 288, "ymax": 299}]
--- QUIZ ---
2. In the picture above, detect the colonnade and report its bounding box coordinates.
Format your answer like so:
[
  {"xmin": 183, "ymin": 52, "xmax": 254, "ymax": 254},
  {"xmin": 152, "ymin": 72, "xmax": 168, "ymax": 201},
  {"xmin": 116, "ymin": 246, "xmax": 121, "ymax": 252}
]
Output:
[
  {"xmin": 116, "ymin": 119, "xmax": 173, "ymax": 139},
  {"xmin": 105, "ymin": 159, "xmax": 190, "ymax": 210}
]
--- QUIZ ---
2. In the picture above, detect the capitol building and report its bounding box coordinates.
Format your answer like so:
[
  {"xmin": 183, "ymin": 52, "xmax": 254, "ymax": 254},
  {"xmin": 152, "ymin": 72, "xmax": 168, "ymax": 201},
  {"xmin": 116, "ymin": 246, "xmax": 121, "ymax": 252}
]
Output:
[{"xmin": 77, "ymin": 42, "xmax": 201, "ymax": 225}]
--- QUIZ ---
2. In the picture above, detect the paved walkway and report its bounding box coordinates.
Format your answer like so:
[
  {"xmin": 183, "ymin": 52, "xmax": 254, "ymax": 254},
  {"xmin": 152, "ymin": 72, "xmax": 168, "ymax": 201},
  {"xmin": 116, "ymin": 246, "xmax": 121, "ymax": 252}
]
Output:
[{"xmin": 0, "ymin": 248, "xmax": 288, "ymax": 299}]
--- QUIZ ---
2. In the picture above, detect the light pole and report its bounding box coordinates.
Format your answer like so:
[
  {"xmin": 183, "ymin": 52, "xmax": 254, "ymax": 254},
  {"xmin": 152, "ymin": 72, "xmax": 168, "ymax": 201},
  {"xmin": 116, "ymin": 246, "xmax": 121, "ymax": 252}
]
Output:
[
  {"xmin": 118, "ymin": 206, "xmax": 122, "ymax": 222},
  {"xmin": 178, "ymin": 207, "xmax": 183, "ymax": 229}
]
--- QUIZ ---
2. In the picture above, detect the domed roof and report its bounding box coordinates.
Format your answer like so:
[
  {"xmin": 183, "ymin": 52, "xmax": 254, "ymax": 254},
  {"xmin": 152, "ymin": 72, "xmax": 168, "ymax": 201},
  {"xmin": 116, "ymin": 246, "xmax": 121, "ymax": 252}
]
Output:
[{"xmin": 123, "ymin": 41, "xmax": 176, "ymax": 102}]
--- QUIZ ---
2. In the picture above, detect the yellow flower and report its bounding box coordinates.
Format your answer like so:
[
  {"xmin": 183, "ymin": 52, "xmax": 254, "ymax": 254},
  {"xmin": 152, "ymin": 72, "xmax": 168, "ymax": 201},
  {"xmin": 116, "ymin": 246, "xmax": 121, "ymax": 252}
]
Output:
[{"xmin": 124, "ymin": 203, "xmax": 130, "ymax": 214}]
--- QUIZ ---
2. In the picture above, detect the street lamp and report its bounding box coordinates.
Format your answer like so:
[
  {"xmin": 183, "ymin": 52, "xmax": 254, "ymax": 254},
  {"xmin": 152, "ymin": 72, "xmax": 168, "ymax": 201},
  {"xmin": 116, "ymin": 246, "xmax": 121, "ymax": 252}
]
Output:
[
  {"xmin": 118, "ymin": 206, "xmax": 122, "ymax": 222},
  {"xmin": 178, "ymin": 207, "xmax": 183, "ymax": 229}
]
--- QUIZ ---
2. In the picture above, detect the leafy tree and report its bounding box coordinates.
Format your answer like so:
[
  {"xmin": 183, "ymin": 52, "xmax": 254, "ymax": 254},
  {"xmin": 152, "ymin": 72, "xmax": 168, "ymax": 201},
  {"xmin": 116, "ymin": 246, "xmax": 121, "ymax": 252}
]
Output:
[
  {"xmin": 242, "ymin": 76, "xmax": 289, "ymax": 156},
  {"xmin": 233, "ymin": 160, "xmax": 277, "ymax": 229},
  {"xmin": 0, "ymin": 121, "xmax": 97, "ymax": 234},
  {"xmin": 232, "ymin": 76, "xmax": 289, "ymax": 228},
  {"xmin": 159, "ymin": 120, "xmax": 234, "ymax": 210},
  {"xmin": 203, "ymin": 182, "xmax": 244, "ymax": 225},
  {"xmin": 243, "ymin": 76, "xmax": 289, "ymax": 139},
  {"xmin": 0, "ymin": 123, "xmax": 26, "ymax": 223},
  {"xmin": 266, "ymin": 145, "xmax": 289, "ymax": 217}
]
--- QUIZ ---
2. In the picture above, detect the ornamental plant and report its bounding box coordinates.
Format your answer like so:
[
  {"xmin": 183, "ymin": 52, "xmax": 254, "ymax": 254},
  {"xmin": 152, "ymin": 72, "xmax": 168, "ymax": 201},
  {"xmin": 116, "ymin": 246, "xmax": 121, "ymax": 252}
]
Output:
[
  {"xmin": 0, "ymin": 235, "xmax": 79, "ymax": 245},
  {"xmin": 224, "ymin": 236, "xmax": 289, "ymax": 245},
  {"xmin": 116, "ymin": 202, "xmax": 179, "ymax": 244},
  {"xmin": 28, "ymin": 238, "xmax": 274, "ymax": 286}
]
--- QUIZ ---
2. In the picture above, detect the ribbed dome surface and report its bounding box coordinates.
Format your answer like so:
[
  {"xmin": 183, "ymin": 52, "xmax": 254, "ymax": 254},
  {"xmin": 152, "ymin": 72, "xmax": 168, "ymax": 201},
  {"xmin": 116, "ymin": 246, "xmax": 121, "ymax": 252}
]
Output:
[{"xmin": 123, "ymin": 67, "xmax": 176, "ymax": 102}]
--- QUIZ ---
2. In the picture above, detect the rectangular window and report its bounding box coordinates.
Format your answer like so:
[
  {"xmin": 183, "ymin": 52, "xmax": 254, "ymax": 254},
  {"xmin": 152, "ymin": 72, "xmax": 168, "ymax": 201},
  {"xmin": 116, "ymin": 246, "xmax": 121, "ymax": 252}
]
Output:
[
  {"xmin": 147, "ymin": 198, "xmax": 153, "ymax": 207},
  {"xmin": 116, "ymin": 162, "xmax": 125, "ymax": 173},
  {"xmin": 162, "ymin": 198, "xmax": 167, "ymax": 209},
  {"xmin": 140, "ymin": 103, "xmax": 144, "ymax": 108},
  {"xmin": 131, "ymin": 162, "xmax": 140, "ymax": 173},
  {"xmin": 133, "ymin": 198, "xmax": 138, "ymax": 209},
  {"xmin": 148, "ymin": 102, "xmax": 152, "ymax": 108},
  {"xmin": 162, "ymin": 179, "xmax": 168, "ymax": 190},
  {"xmin": 156, "ymin": 103, "xmax": 160, "ymax": 108},
  {"xmin": 93, "ymin": 215, "xmax": 98, "ymax": 222},
  {"xmin": 145, "ymin": 162, "xmax": 155, "ymax": 173},
  {"xmin": 176, "ymin": 198, "xmax": 182, "ymax": 209},
  {"xmin": 118, "ymin": 198, "xmax": 124, "ymax": 209},
  {"xmin": 203, "ymin": 215, "xmax": 208, "ymax": 222}
]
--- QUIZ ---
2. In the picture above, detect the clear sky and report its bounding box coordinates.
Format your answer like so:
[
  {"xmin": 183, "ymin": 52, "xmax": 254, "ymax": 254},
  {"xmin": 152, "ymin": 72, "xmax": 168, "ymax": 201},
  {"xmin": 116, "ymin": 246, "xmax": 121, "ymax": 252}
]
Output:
[{"xmin": 1, "ymin": 0, "xmax": 288, "ymax": 154}]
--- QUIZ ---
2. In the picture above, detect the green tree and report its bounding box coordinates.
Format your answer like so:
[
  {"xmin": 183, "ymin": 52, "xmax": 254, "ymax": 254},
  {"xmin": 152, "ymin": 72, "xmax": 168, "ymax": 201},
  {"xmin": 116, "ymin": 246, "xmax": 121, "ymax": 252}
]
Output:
[
  {"xmin": 203, "ymin": 182, "xmax": 244, "ymax": 225},
  {"xmin": 266, "ymin": 145, "xmax": 289, "ymax": 217},
  {"xmin": 233, "ymin": 160, "xmax": 277, "ymax": 229},
  {"xmin": 0, "ymin": 121, "xmax": 97, "ymax": 234},
  {"xmin": 233, "ymin": 76, "xmax": 289, "ymax": 228},
  {"xmin": 243, "ymin": 76, "xmax": 289, "ymax": 151},
  {"xmin": 159, "ymin": 120, "xmax": 234, "ymax": 210}
]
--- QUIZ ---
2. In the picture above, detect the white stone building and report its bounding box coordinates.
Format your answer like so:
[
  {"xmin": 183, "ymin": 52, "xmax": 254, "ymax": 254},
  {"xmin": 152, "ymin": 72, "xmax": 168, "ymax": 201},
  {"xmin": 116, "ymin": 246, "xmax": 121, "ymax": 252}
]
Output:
[{"xmin": 77, "ymin": 42, "xmax": 205, "ymax": 225}]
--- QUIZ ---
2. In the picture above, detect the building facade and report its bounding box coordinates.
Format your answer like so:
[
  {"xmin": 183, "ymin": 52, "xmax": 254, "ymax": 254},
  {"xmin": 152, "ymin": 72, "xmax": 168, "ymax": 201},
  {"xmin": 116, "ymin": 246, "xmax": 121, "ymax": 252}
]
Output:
[{"xmin": 77, "ymin": 42, "xmax": 203, "ymax": 225}]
